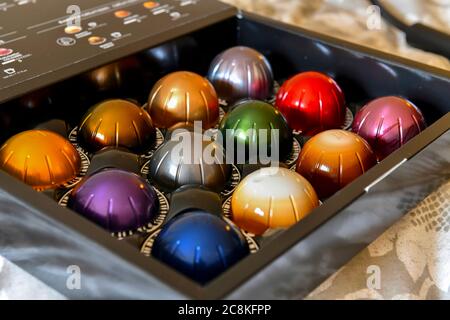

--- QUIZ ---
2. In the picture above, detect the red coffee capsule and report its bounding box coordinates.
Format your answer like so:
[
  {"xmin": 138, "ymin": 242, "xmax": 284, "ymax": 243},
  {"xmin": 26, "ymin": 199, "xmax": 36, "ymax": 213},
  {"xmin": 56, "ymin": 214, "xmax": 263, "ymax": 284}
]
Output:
[{"xmin": 276, "ymin": 71, "xmax": 346, "ymax": 135}]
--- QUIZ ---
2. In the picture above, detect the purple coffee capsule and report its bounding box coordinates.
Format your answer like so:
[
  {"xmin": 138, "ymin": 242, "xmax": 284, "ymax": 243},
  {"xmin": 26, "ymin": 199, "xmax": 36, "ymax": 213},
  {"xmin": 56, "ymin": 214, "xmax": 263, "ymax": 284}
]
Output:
[{"xmin": 69, "ymin": 169, "xmax": 159, "ymax": 233}]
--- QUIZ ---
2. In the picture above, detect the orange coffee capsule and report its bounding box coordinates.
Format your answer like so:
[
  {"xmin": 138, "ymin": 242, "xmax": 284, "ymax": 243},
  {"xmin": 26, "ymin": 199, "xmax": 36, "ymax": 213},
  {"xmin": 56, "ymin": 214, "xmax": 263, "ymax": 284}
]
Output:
[
  {"xmin": 296, "ymin": 129, "xmax": 377, "ymax": 199},
  {"xmin": 0, "ymin": 130, "xmax": 81, "ymax": 190}
]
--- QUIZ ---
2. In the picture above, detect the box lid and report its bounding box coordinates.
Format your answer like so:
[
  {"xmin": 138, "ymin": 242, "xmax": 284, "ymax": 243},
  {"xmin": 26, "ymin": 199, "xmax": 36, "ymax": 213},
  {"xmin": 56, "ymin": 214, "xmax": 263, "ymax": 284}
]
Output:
[{"xmin": 0, "ymin": 0, "xmax": 236, "ymax": 104}]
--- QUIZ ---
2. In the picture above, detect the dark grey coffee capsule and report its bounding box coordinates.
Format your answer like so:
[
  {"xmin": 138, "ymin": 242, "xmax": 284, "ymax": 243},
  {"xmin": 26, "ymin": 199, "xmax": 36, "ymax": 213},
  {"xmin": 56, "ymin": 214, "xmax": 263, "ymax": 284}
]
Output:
[{"xmin": 148, "ymin": 132, "xmax": 231, "ymax": 193}]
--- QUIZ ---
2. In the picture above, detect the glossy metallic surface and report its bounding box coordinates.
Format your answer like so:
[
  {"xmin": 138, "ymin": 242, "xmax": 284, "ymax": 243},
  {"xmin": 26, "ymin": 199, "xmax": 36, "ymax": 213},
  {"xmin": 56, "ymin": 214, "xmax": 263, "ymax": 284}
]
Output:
[
  {"xmin": 82, "ymin": 56, "xmax": 141, "ymax": 93},
  {"xmin": 78, "ymin": 99, "xmax": 156, "ymax": 153},
  {"xmin": 148, "ymin": 131, "xmax": 231, "ymax": 193},
  {"xmin": 70, "ymin": 169, "xmax": 159, "ymax": 233},
  {"xmin": 151, "ymin": 210, "xmax": 249, "ymax": 284},
  {"xmin": 147, "ymin": 71, "xmax": 219, "ymax": 129},
  {"xmin": 18, "ymin": 88, "xmax": 54, "ymax": 112},
  {"xmin": 231, "ymin": 167, "xmax": 319, "ymax": 235},
  {"xmin": 352, "ymin": 96, "xmax": 426, "ymax": 160},
  {"xmin": 296, "ymin": 130, "xmax": 377, "ymax": 199},
  {"xmin": 0, "ymin": 130, "xmax": 81, "ymax": 190},
  {"xmin": 208, "ymin": 46, "xmax": 274, "ymax": 103},
  {"xmin": 167, "ymin": 185, "xmax": 223, "ymax": 222},
  {"xmin": 142, "ymin": 36, "xmax": 198, "ymax": 73},
  {"xmin": 275, "ymin": 71, "xmax": 346, "ymax": 135},
  {"xmin": 219, "ymin": 100, "xmax": 293, "ymax": 163}
]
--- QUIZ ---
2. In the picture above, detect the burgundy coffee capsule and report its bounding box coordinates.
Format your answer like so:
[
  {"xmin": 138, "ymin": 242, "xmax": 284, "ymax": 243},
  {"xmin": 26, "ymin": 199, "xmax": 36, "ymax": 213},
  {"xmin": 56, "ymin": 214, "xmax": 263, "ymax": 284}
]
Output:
[{"xmin": 352, "ymin": 96, "xmax": 426, "ymax": 160}]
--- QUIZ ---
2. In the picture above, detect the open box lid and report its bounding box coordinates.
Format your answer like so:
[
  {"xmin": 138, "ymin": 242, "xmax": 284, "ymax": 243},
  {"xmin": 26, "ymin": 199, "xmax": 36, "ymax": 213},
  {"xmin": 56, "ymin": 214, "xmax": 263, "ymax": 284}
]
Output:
[{"xmin": 0, "ymin": 0, "xmax": 236, "ymax": 104}]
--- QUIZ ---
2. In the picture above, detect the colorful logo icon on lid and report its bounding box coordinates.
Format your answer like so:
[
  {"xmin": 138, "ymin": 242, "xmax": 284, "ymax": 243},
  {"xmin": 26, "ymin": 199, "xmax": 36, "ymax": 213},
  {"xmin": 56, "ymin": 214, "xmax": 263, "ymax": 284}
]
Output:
[
  {"xmin": 88, "ymin": 36, "xmax": 107, "ymax": 46},
  {"xmin": 64, "ymin": 25, "xmax": 82, "ymax": 34},
  {"xmin": 114, "ymin": 10, "xmax": 131, "ymax": 18},
  {"xmin": 143, "ymin": 1, "xmax": 160, "ymax": 9},
  {"xmin": 0, "ymin": 48, "xmax": 13, "ymax": 57}
]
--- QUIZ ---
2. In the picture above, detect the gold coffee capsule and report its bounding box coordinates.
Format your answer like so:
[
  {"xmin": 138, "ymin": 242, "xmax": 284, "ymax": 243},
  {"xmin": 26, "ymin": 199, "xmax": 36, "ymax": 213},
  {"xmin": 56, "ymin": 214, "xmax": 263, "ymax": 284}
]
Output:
[{"xmin": 147, "ymin": 71, "xmax": 219, "ymax": 129}]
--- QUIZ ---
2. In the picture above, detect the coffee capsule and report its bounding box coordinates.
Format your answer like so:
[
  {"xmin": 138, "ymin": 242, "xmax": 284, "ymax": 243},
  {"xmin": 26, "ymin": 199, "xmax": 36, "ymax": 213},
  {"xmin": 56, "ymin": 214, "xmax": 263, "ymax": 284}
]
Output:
[
  {"xmin": 148, "ymin": 131, "xmax": 230, "ymax": 193},
  {"xmin": 231, "ymin": 167, "xmax": 319, "ymax": 235},
  {"xmin": 219, "ymin": 100, "xmax": 292, "ymax": 164},
  {"xmin": 69, "ymin": 169, "xmax": 159, "ymax": 233},
  {"xmin": 0, "ymin": 130, "xmax": 81, "ymax": 190},
  {"xmin": 208, "ymin": 46, "xmax": 274, "ymax": 102},
  {"xmin": 276, "ymin": 71, "xmax": 346, "ymax": 135},
  {"xmin": 352, "ymin": 96, "xmax": 426, "ymax": 160},
  {"xmin": 147, "ymin": 71, "xmax": 219, "ymax": 129},
  {"xmin": 296, "ymin": 129, "xmax": 377, "ymax": 198},
  {"xmin": 78, "ymin": 99, "xmax": 156, "ymax": 153},
  {"xmin": 151, "ymin": 210, "xmax": 249, "ymax": 284}
]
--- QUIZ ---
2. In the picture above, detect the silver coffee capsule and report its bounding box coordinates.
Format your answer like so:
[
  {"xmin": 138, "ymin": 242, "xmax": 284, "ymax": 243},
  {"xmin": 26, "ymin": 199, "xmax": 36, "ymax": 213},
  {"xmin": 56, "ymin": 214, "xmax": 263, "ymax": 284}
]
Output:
[
  {"xmin": 207, "ymin": 46, "xmax": 274, "ymax": 103},
  {"xmin": 148, "ymin": 131, "xmax": 231, "ymax": 193}
]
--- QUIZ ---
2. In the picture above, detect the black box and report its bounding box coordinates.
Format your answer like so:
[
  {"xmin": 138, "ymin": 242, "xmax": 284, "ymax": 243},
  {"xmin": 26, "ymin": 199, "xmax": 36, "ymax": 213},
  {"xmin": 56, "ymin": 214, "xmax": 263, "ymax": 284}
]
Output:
[{"xmin": 0, "ymin": 0, "xmax": 448, "ymax": 299}]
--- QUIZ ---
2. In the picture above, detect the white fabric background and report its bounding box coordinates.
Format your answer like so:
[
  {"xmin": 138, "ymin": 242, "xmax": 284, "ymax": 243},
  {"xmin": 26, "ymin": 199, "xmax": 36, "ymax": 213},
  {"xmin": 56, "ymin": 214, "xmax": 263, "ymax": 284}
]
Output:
[{"xmin": 223, "ymin": 0, "xmax": 450, "ymax": 70}]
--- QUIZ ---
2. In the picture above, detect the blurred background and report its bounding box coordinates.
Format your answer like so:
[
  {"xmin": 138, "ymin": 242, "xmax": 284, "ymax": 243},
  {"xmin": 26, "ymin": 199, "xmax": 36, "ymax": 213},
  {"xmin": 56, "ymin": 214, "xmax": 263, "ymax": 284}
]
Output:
[{"xmin": 221, "ymin": 0, "xmax": 450, "ymax": 70}]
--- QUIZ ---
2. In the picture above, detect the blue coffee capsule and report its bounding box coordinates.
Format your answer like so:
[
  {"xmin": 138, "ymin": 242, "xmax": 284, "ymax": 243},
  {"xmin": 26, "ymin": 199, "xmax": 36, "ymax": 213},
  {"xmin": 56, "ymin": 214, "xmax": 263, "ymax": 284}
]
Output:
[{"xmin": 151, "ymin": 210, "xmax": 249, "ymax": 284}]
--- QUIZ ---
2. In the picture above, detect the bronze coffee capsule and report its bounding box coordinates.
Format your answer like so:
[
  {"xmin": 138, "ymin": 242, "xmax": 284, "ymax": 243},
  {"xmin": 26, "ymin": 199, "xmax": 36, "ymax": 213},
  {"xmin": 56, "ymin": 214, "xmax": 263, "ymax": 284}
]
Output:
[
  {"xmin": 296, "ymin": 129, "xmax": 377, "ymax": 199},
  {"xmin": 78, "ymin": 99, "xmax": 156, "ymax": 153}
]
